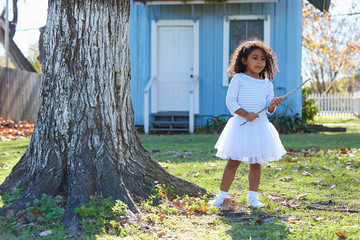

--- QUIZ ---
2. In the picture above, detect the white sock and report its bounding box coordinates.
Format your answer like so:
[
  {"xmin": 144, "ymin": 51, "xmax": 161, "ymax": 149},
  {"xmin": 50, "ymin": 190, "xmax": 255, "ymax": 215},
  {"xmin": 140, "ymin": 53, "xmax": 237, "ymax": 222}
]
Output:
[
  {"xmin": 248, "ymin": 191, "xmax": 258, "ymax": 199},
  {"xmin": 218, "ymin": 190, "xmax": 228, "ymax": 200}
]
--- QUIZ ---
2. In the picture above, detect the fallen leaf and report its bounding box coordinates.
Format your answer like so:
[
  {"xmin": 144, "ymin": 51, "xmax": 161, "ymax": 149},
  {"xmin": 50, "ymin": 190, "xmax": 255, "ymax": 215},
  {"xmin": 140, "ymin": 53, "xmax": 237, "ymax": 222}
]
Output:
[
  {"xmin": 31, "ymin": 205, "xmax": 43, "ymax": 218},
  {"xmin": 157, "ymin": 231, "xmax": 166, "ymax": 236},
  {"xmin": 296, "ymin": 194, "xmax": 308, "ymax": 200},
  {"xmin": 204, "ymin": 169, "xmax": 210, "ymax": 173},
  {"xmin": 159, "ymin": 214, "xmax": 166, "ymax": 222},
  {"xmin": 200, "ymin": 205, "xmax": 207, "ymax": 213},
  {"xmin": 302, "ymin": 171, "xmax": 313, "ymax": 177},
  {"xmin": 336, "ymin": 232, "xmax": 347, "ymax": 238},
  {"xmin": 6, "ymin": 209, "xmax": 14, "ymax": 220},
  {"xmin": 255, "ymin": 219, "xmax": 264, "ymax": 225},
  {"xmin": 280, "ymin": 177, "xmax": 294, "ymax": 182},
  {"xmin": 340, "ymin": 149, "xmax": 348, "ymax": 154},
  {"xmin": 312, "ymin": 217, "xmax": 323, "ymax": 222},
  {"xmin": 207, "ymin": 222, "xmax": 215, "ymax": 227},
  {"xmin": 39, "ymin": 230, "xmax": 52, "ymax": 237}
]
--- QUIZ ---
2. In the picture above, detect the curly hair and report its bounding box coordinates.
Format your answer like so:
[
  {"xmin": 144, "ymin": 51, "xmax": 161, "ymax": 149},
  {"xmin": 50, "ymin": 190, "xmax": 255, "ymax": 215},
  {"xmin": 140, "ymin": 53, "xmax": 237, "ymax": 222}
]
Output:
[{"xmin": 227, "ymin": 39, "xmax": 279, "ymax": 81}]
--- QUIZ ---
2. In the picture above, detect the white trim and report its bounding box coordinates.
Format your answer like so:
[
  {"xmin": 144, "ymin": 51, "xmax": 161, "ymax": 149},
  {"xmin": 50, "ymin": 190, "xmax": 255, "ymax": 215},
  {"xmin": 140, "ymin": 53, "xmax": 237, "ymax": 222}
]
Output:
[
  {"xmin": 151, "ymin": 20, "xmax": 200, "ymax": 114},
  {"xmin": 222, "ymin": 15, "xmax": 271, "ymax": 86}
]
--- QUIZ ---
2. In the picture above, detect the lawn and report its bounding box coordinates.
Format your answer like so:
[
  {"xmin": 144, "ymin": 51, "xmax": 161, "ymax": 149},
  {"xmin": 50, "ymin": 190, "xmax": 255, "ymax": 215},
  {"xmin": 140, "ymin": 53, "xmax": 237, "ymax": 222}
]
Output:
[
  {"xmin": 314, "ymin": 115, "xmax": 360, "ymax": 133},
  {"xmin": 0, "ymin": 128, "xmax": 360, "ymax": 239}
]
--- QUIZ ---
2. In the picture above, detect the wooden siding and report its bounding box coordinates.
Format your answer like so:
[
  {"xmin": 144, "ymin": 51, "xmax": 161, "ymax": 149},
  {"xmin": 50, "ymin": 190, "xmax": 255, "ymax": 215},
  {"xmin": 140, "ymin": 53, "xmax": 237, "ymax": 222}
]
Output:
[{"xmin": 129, "ymin": 0, "xmax": 303, "ymax": 125}]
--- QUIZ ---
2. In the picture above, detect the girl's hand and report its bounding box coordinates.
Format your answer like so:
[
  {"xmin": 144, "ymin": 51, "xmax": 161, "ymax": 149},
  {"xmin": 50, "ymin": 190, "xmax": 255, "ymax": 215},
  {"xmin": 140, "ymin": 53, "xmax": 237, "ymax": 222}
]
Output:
[
  {"xmin": 269, "ymin": 97, "xmax": 283, "ymax": 107},
  {"xmin": 245, "ymin": 112, "xmax": 259, "ymax": 122}
]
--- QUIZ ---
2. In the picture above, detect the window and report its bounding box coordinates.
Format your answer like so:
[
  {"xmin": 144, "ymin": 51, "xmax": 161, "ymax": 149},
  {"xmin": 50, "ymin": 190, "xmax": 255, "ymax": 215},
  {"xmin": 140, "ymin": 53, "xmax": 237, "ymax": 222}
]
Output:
[{"xmin": 223, "ymin": 15, "xmax": 270, "ymax": 86}]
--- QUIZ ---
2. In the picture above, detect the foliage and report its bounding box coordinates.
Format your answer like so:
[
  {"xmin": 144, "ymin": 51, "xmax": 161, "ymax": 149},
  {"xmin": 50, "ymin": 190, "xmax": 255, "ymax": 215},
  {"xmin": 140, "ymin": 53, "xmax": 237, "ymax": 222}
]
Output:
[
  {"xmin": 269, "ymin": 113, "xmax": 313, "ymax": 134},
  {"xmin": 26, "ymin": 43, "xmax": 42, "ymax": 74},
  {"xmin": 75, "ymin": 197, "xmax": 131, "ymax": 237},
  {"xmin": 334, "ymin": 73, "xmax": 360, "ymax": 93},
  {"xmin": 149, "ymin": 181, "xmax": 175, "ymax": 200},
  {"xmin": 25, "ymin": 194, "xmax": 65, "ymax": 225},
  {"xmin": 1, "ymin": 186, "xmax": 24, "ymax": 207},
  {"xmin": 0, "ymin": 193, "xmax": 67, "ymax": 239},
  {"xmin": 196, "ymin": 114, "xmax": 231, "ymax": 134},
  {"xmin": 0, "ymin": 56, "xmax": 16, "ymax": 69},
  {"xmin": 301, "ymin": 87, "xmax": 321, "ymax": 124},
  {"xmin": 302, "ymin": 2, "xmax": 360, "ymax": 94}
]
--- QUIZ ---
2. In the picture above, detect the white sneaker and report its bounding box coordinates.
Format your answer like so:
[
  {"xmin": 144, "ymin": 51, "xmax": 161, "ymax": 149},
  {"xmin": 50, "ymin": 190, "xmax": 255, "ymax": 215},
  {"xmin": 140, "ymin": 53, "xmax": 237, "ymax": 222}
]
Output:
[
  {"xmin": 247, "ymin": 197, "xmax": 265, "ymax": 208},
  {"xmin": 210, "ymin": 197, "xmax": 225, "ymax": 207}
]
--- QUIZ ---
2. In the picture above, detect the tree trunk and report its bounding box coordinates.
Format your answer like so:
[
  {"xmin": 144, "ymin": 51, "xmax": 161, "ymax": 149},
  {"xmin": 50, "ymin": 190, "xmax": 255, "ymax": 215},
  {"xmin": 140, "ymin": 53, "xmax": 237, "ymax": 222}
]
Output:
[{"xmin": 0, "ymin": 0, "xmax": 206, "ymax": 232}]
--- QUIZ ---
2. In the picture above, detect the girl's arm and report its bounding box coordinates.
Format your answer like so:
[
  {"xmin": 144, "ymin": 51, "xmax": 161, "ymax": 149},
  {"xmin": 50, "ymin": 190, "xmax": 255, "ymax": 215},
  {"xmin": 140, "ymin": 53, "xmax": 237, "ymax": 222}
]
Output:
[
  {"xmin": 234, "ymin": 108, "xmax": 259, "ymax": 122},
  {"xmin": 267, "ymin": 97, "xmax": 284, "ymax": 113},
  {"xmin": 226, "ymin": 74, "xmax": 242, "ymax": 114},
  {"xmin": 226, "ymin": 75, "xmax": 258, "ymax": 122}
]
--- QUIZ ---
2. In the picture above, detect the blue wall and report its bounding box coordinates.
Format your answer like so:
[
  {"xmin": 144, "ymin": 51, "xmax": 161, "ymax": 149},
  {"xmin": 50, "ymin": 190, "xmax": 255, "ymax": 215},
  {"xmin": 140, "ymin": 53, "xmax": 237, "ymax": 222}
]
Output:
[{"xmin": 129, "ymin": 0, "xmax": 302, "ymax": 125}]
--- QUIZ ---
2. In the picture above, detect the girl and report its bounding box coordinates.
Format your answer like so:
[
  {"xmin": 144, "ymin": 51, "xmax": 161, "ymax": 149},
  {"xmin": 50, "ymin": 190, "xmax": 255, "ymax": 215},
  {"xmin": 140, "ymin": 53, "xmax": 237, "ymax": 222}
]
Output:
[{"xmin": 211, "ymin": 39, "xmax": 287, "ymax": 208}]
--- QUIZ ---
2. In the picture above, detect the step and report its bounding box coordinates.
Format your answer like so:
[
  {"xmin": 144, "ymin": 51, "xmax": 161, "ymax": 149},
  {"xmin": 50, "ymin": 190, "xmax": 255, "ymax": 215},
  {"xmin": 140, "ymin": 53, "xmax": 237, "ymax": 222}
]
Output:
[
  {"xmin": 150, "ymin": 128, "xmax": 189, "ymax": 132},
  {"xmin": 151, "ymin": 111, "xmax": 189, "ymax": 117},
  {"xmin": 152, "ymin": 121, "xmax": 189, "ymax": 125}
]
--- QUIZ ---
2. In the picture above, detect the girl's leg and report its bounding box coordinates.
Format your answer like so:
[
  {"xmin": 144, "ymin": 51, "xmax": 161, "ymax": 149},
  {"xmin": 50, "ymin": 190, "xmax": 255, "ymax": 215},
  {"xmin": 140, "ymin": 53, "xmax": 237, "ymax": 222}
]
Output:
[
  {"xmin": 248, "ymin": 163, "xmax": 261, "ymax": 191},
  {"xmin": 220, "ymin": 159, "xmax": 241, "ymax": 191},
  {"xmin": 211, "ymin": 159, "xmax": 241, "ymax": 206},
  {"xmin": 247, "ymin": 163, "xmax": 264, "ymax": 208}
]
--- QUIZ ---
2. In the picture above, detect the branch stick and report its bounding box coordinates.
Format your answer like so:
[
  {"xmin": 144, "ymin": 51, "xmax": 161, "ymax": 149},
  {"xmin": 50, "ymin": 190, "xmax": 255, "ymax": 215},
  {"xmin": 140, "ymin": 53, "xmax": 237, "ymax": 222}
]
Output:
[{"xmin": 240, "ymin": 78, "xmax": 311, "ymax": 126}]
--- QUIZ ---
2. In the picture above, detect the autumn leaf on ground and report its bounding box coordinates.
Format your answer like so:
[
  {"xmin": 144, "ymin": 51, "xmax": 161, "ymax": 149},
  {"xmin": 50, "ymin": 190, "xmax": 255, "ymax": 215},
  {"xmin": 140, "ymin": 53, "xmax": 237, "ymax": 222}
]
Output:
[
  {"xmin": 0, "ymin": 118, "xmax": 34, "ymax": 141},
  {"xmin": 280, "ymin": 177, "xmax": 294, "ymax": 182},
  {"xmin": 157, "ymin": 231, "xmax": 166, "ymax": 236},
  {"xmin": 302, "ymin": 171, "xmax": 313, "ymax": 177},
  {"xmin": 255, "ymin": 219, "xmax": 264, "ymax": 225},
  {"xmin": 159, "ymin": 214, "xmax": 166, "ymax": 222},
  {"xmin": 336, "ymin": 232, "xmax": 347, "ymax": 238},
  {"xmin": 6, "ymin": 209, "xmax": 14, "ymax": 220}
]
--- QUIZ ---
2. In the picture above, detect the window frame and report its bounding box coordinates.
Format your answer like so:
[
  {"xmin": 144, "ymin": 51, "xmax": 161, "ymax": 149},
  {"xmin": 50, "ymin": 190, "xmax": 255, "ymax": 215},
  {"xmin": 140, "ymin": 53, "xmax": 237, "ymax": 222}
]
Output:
[{"xmin": 222, "ymin": 15, "xmax": 271, "ymax": 86}]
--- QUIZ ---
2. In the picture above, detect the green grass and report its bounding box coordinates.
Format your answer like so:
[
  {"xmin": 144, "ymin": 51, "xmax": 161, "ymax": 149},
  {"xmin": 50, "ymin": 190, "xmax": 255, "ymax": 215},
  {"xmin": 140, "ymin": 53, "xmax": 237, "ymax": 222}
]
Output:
[
  {"xmin": 314, "ymin": 115, "xmax": 360, "ymax": 133},
  {"xmin": 314, "ymin": 115, "xmax": 360, "ymax": 124},
  {"xmin": 1, "ymin": 127, "xmax": 360, "ymax": 239}
]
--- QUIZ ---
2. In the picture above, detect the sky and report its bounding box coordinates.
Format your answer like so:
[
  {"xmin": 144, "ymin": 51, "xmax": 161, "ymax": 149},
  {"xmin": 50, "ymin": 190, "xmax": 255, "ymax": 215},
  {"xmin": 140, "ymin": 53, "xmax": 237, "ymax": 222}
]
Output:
[
  {"xmin": 0, "ymin": 0, "xmax": 48, "ymax": 56},
  {"xmin": 0, "ymin": 0, "xmax": 359, "ymax": 57}
]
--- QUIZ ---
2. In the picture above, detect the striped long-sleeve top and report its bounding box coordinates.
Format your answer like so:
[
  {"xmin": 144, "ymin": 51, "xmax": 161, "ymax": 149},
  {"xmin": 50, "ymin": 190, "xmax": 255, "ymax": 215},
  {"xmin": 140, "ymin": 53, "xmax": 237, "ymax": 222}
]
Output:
[{"xmin": 226, "ymin": 73, "xmax": 276, "ymax": 120}]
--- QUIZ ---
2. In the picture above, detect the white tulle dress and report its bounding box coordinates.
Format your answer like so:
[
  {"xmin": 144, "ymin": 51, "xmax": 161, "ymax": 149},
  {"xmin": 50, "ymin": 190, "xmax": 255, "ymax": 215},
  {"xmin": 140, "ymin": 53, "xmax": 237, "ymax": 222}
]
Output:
[{"xmin": 215, "ymin": 73, "xmax": 287, "ymax": 164}]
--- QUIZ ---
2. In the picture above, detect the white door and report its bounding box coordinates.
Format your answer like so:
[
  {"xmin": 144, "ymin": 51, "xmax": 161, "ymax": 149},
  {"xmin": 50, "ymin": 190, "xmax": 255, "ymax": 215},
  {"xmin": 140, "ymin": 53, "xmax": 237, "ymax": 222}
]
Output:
[{"xmin": 156, "ymin": 26, "xmax": 193, "ymax": 112}]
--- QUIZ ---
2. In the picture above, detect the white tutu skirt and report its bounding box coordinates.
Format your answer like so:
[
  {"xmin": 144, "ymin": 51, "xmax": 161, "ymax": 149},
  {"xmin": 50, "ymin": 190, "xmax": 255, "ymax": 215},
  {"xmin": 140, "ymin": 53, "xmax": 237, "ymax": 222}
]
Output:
[{"xmin": 215, "ymin": 117, "xmax": 287, "ymax": 164}]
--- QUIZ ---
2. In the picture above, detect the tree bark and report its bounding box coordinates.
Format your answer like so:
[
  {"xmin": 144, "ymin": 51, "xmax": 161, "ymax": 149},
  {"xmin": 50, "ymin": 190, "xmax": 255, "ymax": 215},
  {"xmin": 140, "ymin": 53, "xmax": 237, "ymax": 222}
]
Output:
[{"xmin": 0, "ymin": 0, "xmax": 206, "ymax": 232}]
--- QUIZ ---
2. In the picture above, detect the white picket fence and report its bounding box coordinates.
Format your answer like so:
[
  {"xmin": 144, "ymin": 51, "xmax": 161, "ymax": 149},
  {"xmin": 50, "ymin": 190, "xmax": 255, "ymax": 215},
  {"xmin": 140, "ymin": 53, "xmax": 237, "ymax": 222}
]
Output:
[{"xmin": 308, "ymin": 93, "xmax": 359, "ymax": 115}]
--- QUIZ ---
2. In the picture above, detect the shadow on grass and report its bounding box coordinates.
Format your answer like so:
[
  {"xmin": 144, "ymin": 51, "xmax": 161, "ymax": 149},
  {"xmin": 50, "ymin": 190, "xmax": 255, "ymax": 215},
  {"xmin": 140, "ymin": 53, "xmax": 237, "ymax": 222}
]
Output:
[
  {"xmin": 219, "ymin": 210, "xmax": 289, "ymax": 239},
  {"xmin": 281, "ymin": 132, "xmax": 360, "ymax": 149}
]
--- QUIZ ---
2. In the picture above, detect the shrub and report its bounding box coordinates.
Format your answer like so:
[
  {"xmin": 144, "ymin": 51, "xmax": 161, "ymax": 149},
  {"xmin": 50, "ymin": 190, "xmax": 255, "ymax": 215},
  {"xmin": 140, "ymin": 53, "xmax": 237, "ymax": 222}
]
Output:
[
  {"xmin": 302, "ymin": 87, "xmax": 321, "ymax": 124},
  {"xmin": 1, "ymin": 186, "xmax": 25, "ymax": 207},
  {"xmin": 196, "ymin": 114, "xmax": 231, "ymax": 134},
  {"xmin": 269, "ymin": 113, "xmax": 315, "ymax": 134},
  {"xmin": 25, "ymin": 194, "xmax": 65, "ymax": 225},
  {"xmin": 75, "ymin": 197, "xmax": 130, "ymax": 236}
]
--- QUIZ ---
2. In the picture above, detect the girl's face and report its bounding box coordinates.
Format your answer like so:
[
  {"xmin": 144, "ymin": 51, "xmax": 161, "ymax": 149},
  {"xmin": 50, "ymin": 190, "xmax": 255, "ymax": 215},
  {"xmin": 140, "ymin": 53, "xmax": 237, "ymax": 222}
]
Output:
[{"xmin": 241, "ymin": 48, "xmax": 266, "ymax": 79}]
